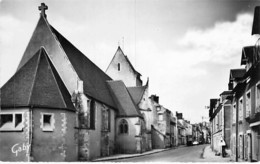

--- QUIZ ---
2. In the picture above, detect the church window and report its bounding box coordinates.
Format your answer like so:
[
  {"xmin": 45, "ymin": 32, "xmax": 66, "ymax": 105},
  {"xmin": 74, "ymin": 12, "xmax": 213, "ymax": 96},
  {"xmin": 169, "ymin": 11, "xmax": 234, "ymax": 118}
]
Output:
[
  {"xmin": 90, "ymin": 100, "xmax": 96, "ymax": 129},
  {"xmin": 101, "ymin": 107, "xmax": 110, "ymax": 131},
  {"xmin": 118, "ymin": 63, "xmax": 120, "ymax": 71},
  {"xmin": 0, "ymin": 112, "xmax": 24, "ymax": 131},
  {"xmin": 41, "ymin": 113, "xmax": 55, "ymax": 132},
  {"xmin": 119, "ymin": 119, "xmax": 128, "ymax": 134}
]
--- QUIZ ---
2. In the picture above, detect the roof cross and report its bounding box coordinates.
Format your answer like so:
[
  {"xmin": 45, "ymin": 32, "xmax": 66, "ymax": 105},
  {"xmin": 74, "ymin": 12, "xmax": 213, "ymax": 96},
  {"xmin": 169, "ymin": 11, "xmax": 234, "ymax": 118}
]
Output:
[{"xmin": 38, "ymin": 3, "xmax": 48, "ymax": 18}]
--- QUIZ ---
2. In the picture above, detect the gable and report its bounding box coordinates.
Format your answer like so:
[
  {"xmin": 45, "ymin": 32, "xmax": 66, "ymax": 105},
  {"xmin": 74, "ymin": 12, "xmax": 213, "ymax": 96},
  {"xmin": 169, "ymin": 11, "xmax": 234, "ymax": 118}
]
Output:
[
  {"xmin": 17, "ymin": 15, "xmax": 79, "ymax": 94},
  {"xmin": 15, "ymin": 15, "xmax": 117, "ymax": 110},
  {"xmin": 106, "ymin": 47, "xmax": 141, "ymax": 76},
  {"xmin": 106, "ymin": 47, "xmax": 142, "ymax": 87},
  {"xmin": 241, "ymin": 46, "xmax": 255, "ymax": 65}
]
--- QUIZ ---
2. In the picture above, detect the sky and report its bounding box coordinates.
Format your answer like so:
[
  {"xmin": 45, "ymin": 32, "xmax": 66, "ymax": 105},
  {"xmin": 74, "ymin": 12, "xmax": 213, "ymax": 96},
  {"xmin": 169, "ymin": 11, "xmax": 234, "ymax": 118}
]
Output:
[{"xmin": 0, "ymin": 0, "xmax": 259, "ymax": 123}]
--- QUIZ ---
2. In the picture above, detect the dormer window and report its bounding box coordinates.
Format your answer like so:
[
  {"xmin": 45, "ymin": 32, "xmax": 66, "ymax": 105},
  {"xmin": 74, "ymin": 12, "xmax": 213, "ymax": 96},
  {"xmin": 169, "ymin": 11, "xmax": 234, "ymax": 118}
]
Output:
[{"xmin": 118, "ymin": 63, "xmax": 120, "ymax": 71}]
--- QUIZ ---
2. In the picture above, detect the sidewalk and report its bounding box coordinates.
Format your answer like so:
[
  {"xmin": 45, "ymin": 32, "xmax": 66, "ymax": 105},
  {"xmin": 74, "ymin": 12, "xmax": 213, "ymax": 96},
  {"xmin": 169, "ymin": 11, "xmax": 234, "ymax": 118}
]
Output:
[
  {"xmin": 202, "ymin": 145, "xmax": 232, "ymax": 162},
  {"xmin": 92, "ymin": 146, "xmax": 186, "ymax": 162}
]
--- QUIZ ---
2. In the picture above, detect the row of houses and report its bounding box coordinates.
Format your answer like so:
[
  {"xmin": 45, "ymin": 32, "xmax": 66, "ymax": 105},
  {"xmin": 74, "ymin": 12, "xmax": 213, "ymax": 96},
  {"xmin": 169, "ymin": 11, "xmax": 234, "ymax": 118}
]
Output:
[
  {"xmin": 0, "ymin": 3, "xmax": 209, "ymax": 162},
  {"xmin": 209, "ymin": 6, "xmax": 260, "ymax": 162}
]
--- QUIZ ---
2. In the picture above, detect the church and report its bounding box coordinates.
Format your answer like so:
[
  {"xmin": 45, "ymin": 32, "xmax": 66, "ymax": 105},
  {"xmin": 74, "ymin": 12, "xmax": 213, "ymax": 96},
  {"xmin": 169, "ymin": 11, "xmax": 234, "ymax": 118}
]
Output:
[
  {"xmin": 0, "ymin": 3, "xmax": 164, "ymax": 162},
  {"xmin": 0, "ymin": 3, "xmax": 180, "ymax": 162}
]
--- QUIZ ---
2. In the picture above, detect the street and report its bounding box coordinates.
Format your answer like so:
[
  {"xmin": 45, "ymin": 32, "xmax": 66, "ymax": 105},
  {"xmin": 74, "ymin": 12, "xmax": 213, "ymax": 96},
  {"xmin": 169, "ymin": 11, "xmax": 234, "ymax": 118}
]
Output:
[{"xmin": 113, "ymin": 144, "xmax": 212, "ymax": 162}]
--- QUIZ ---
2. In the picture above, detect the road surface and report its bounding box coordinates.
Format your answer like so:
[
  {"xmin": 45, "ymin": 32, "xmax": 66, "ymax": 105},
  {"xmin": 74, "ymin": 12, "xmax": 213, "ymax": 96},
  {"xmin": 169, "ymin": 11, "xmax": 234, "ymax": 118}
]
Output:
[{"xmin": 113, "ymin": 144, "xmax": 209, "ymax": 162}]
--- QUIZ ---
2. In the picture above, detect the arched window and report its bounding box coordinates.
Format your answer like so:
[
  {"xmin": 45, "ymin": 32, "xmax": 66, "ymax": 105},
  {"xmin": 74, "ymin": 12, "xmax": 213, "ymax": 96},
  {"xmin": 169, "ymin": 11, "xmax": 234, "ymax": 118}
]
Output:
[
  {"xmin": 119, "ymin": 119, "xmax": 128, "ymax": 134},
  {"xmin": 118, "ymin": 63, "xmax": 120, "ymax": 71}
]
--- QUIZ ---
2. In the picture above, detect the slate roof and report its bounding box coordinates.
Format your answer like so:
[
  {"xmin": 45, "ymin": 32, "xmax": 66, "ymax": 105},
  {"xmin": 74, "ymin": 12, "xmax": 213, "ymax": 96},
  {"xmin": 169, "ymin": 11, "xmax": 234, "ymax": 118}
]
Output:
[
  {"xmin": 229, "ymin": 69, "xmax": 246, "ymax": 81},
  {"xmin": 220, "ymin": 90, "xmax": 232, "ymax": 96},
  {"xmin": 1, "ymin": 48, "xmax": 75, "ymax": 111},
  {"xmin": 210, "ymin": 104, "xmax": 223, "ymax": 121},
  {"xmin": 127, "ymin": 86, "xmax": 147, "ymax": 105},
  {"xmin": 209, "ymin": 99, "xmax": 218, "ymax": 119},
  {"xmin": 107, "ymin": 80, "xmax": 142, "ymax": 118},
  {"xmin": 241, "ymin": 46, "xmax": 255, "ymax": 65},
  {"xmin": 252, "ymin": 6, "xmax": 260, "ymax": 35},
  {"xmin": 50, "ymin": 26, "xmax": 117, "ymax": 110}
]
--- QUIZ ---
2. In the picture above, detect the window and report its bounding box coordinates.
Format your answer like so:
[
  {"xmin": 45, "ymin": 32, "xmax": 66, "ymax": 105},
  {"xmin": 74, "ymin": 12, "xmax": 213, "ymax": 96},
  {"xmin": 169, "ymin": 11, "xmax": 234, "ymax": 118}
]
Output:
[
  {"xmin": 101, "ymin": 107, "xmax": 110, "ymax": 131},
  {"xmin": 0, "ymin": 113, "xmax": 24, "ymax": 131},
  {"xmin": 233, "ymin": 103, "xmax": 236, "ymax": 124},
  {"xmin": 41, "ymin": 113, "xmax": 54, "ymax": 132},
  {"xmin": 256, "ymin": 82, "xmax": 260, "ymax": 112},
  {"xmin": 90, "ymin": 100, "xmax": 96, "ymax": 129},
  {"xmin": 239, "ymin": 98, "xmax": 243, "ymax": 121},
  {"xmin": 119, "ymin": 119, "xmax": 128, "ymax": 134},
  {"xmin": 246, "ymin": 91, "xmax": 251, "ymax": 117},
  {"xmin": 118, "ymin": 63, "xmax": 120, "ymax": 71}
]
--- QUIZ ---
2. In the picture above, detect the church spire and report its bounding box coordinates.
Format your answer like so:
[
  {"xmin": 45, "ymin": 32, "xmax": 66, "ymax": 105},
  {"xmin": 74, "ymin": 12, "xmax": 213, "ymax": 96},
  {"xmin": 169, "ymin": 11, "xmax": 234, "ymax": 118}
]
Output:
[{"xmin": 38, "ymin": 3, "xmax": 48, "ymax": 18}]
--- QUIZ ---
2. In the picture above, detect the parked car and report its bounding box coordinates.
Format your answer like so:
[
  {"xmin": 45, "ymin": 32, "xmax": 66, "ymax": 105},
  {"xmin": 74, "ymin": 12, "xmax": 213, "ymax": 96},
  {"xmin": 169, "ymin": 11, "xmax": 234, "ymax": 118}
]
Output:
[{"xmin": 193, "ymin": 141, "xmax": 199, "ymax": 145}]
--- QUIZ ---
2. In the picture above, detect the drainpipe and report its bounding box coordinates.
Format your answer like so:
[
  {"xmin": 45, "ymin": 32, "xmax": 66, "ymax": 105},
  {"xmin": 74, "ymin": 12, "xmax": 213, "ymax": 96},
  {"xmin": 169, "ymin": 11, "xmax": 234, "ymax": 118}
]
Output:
[
  {"xmin": 235, "ymin": 97, "xmax": 238, "ymax": 162},
  {"xmin": 28, "ymin": 107, "xmax": 33, "ymax": 162}
]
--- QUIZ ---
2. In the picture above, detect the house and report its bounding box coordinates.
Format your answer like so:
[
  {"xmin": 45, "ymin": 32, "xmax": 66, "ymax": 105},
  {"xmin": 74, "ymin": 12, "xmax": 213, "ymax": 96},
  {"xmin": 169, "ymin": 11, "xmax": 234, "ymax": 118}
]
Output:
[
  {"xmin": 149, "ymin": 96, "xmax": 171, "ymax": 149},
  {"xmin": 230, "ymin": 45, "xmax": 260, "ymax": 162},
  {"xmin": 228, "ymin": 68, "xmax": 246, "ymax": 161},
  {"xmin": 170, "ymin": 113, "xmax": 178, "ymax": 147},
  {"xmin": 176, "ymin": 112, "xmax": 188, "ymax": 145},
  {"xmin": 185, "ymin": 121, "xmax": 193, "ymax": 146},
  {"xmin": 106, "ymin": 46, "xmax": 143, "ymax": 87},
  {"xmin": 209, "ymin": 91, "xmax": 232, "ymax": 156}
]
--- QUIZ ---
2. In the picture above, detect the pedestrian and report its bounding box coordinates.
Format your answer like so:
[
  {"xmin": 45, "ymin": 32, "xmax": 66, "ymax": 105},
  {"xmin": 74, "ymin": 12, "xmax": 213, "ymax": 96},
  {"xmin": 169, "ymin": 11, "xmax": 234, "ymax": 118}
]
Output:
[{"xmin": 219, "ymin": 137, "xmax": 226, "ymax": 157}]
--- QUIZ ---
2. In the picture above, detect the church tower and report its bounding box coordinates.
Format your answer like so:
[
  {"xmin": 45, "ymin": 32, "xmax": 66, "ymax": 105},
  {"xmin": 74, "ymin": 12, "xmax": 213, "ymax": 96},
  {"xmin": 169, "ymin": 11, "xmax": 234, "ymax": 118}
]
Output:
[{"xmin": 106, "ymin": 46, "xmax": 142, "ymax": 87}]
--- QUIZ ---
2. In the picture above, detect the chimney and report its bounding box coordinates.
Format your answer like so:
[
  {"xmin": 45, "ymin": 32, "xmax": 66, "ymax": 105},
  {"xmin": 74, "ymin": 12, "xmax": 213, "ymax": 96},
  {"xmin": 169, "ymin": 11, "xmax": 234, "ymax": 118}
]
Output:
[{"xmin": 150, "ymin": 95, "xmax": 159, "ymax": 103}]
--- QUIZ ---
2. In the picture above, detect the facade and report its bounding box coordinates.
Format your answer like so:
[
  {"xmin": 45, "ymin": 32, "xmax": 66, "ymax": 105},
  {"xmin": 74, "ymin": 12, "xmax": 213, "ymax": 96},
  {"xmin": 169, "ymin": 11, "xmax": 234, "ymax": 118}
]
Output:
[
  {"xmin": 150, "ymin": 97, "xmax": 171, "ymax": 149},
  {"xmin": 209, "ymin": 91, "xmax": 232, "ymax": 156},
  {"xmin": 170, "ymin": 114, "xmax": 178, "ymax": 147},
  {"xmin": 209, "ymin": 6, "xmax": 260, "ymax": 162},
  {"xmin": 230, "ymin": 45, "xmax": 260, "ymax": 162}
]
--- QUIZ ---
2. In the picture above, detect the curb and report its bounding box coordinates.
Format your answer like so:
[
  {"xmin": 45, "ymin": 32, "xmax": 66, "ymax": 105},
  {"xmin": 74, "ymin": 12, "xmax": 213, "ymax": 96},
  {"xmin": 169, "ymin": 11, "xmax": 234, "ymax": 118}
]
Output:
[{"xmin": 92, "ymin": 147, "xmax": 179, "ymax": 162}]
